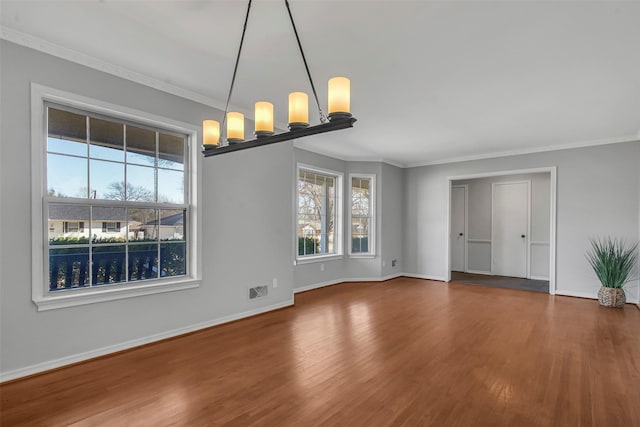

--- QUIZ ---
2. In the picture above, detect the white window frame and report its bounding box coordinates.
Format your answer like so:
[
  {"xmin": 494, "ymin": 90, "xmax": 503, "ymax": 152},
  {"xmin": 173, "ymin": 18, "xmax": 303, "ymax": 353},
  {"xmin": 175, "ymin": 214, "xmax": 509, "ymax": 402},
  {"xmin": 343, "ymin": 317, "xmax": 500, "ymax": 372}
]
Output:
[
  {"xmin": 295, "ymin": 163, "xmax": 343, "ymax": 264},
  {"xmin": 348, "ymin": 173, "xmax": 376, "ymax": 258},
  {"xmin": 31, "ymin": 83, "xmax": 202, "ymax": 311}
]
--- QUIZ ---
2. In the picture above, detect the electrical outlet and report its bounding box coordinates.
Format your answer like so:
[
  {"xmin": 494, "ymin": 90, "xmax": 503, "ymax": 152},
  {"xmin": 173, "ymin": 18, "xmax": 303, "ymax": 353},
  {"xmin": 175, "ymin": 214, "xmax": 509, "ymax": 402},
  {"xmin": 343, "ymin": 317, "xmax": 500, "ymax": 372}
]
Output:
[
  {"xmin": 382, "ymin": 259, "xmax": 386, "ymax": 267},
  {"xmin": 272, "ymin": 278, "xmax": 278, "ymax": 288},
  {"xmin": 320, "ymin": 263, "xmax": 325, "ymax": 272},
  {"xmin": 392, "ymin": 259, "xmax": 397, "ymax": 267}
]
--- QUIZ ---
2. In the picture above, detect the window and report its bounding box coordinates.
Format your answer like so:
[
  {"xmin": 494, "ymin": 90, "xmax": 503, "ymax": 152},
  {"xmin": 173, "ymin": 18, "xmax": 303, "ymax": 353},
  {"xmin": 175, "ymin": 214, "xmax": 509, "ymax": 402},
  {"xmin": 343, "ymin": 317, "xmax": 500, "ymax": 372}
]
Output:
[
  {"xmin": 297, "ymin": 165, "xmax": 343, "ymax": 260},
  {"xmin": 31, "ymin": 84, "xmax": 200, "ymax": 311},
  {"xmin": 102, "ymin": 221, "xmax": 122, "ymax": 233},
  {"xmin": 63, "ymin": 221, "xmax": 84, "ymax": 233},
  {"xmin": 349, "ymin": 174, "xmax": 375, "ymax": 256},
  {"xmin": 46, "ymin": 103, "xmax": 188, "ymax": 289}
]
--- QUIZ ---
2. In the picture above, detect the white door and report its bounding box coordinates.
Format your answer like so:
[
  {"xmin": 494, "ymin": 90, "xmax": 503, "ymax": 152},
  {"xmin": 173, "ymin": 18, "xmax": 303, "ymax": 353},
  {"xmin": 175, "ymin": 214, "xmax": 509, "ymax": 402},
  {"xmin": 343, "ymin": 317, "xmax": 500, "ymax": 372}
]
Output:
[
  {"xmin": 492, "ymin": 182, "xmax": 529, "ymax": 278},
  {"xmin": 451, "ymin": 186, "xmax": 466, "ymax": 272}
]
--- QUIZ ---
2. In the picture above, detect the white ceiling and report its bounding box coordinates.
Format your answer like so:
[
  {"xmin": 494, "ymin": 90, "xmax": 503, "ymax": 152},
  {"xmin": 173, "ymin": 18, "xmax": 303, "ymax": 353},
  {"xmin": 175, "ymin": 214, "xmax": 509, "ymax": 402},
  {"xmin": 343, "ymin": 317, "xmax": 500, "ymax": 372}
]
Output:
[{"xmin": 2, "ymin": 0, "xmax": 639, "ymax": 166}]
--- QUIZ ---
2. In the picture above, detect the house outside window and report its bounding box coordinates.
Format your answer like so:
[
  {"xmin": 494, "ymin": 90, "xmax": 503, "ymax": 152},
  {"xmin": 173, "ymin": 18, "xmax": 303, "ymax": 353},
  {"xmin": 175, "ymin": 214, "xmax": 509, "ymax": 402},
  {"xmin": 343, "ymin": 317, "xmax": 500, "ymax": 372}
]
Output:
[
  {"xmin": 31, "ymin": 84, "xmax": 200, "ymax": 311},
  {"xmin": 297, "ymin": 165, "xmax": 343, "ymax": 261},
  {"xmin": 349, "ymin": 174, "xmax": 375, "ymax": 256}
]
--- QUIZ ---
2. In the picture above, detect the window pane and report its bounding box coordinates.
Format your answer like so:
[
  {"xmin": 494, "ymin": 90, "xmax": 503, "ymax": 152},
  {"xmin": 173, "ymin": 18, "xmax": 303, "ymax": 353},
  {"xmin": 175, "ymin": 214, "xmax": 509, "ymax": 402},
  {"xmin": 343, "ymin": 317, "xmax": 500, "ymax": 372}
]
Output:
[
  {"xmin": 351, "ymin": 218, "xmax": 369, "ymax": 253},
  {"xmin": 158, "ymin": 169, "xmax": 184, "ymax": 204},
  {"xmin": 92, "ymin": 206, "xmax": 126, "ymax": 243},
  {"xmin": 127, "ymin": 164, "xmax": 156, "ymax": 202},
  {"xmin": 90, "ymin": 159, "xmax": 125, "ymax": 200},
  {"xmin": 128, "ymin": 208, "xmax": 158, "ymax": 241},
  {"xmin": 48, "ymin": 137, "xmax": 87, "ymax": 157},
  {"xmin": 128, "ymin": 243, "xmax": 159, "ymax": 281},
  {"xmin": 352, "ymin": 178, "xmax": 370, "ymax": 216},
  {"xmin": 47, "ymin": 154, "xmax": 88, "ymax": 198},
  {"xmin": 127, "ymin": 125, "xmax": 156, "ymax": 166},
  {"xmin": 159, "ymin": 209, "xmax": 185, "ymax": 241},
  {"xmin": 90, "ymin": 117, "xmax": 124, "ymax": 162},
  {"xmin": 159, "ymin": 133, "xmax": 184, "ymax": 171},
  {"xmin": 297, "ymin": 170, "xmax": 337, "ymax": 256},
  {"xmin": 49, "ymin": 247, "xmax": 89, "ymax": 290},
  {"xmin": 92, "ymin": 245, "xmax": 126, "ymax": 285},
  {"xmin": 161, "ymin": 242, "xmax": 185, "ymax": 277},
  {"xmin": 48, "ymin": 108, "xmax": 87, "ymax": 156},
  {"xmin": 48, "ymin": 204, "xmax": 90, "ymax": 244}
]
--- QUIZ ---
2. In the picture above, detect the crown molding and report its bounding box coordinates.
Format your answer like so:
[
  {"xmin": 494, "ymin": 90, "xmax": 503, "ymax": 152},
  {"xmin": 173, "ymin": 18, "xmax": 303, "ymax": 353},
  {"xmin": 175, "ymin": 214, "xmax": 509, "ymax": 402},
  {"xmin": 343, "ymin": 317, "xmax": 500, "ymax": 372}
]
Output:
[
  {"xmin": 0, "ymin": 26, "xmax": 258, "ymax": 120},
  {"xmin": 405, "ymin": 136, "xmax": 638, "ymax": 168},
  {"xmin": 292, "ymin": 142, "xmax": 406, "ymax": 169}
]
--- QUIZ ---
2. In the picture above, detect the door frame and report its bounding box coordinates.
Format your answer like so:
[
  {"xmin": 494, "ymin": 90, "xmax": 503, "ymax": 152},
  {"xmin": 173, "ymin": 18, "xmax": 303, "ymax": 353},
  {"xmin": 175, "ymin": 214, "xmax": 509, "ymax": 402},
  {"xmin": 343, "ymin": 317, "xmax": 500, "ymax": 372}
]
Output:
[
  {"xmin": 491, "ymin": 180, "xmax": 531, "ymax": 279},
  {"xmin": 450, "ymin": 184, "xmax": 468, "ymax": 272},
  {"xmin": 445, "ymin": 166, "xmax": 557, "ymax": 295}
]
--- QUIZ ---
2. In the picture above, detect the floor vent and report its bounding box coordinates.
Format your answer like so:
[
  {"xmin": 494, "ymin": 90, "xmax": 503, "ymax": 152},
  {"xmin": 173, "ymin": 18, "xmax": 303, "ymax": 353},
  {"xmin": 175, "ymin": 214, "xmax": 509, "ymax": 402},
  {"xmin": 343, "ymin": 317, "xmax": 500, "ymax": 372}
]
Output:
[{"xmin": 249, "ymin": 285, "xmax": 269, "ymax": 300}]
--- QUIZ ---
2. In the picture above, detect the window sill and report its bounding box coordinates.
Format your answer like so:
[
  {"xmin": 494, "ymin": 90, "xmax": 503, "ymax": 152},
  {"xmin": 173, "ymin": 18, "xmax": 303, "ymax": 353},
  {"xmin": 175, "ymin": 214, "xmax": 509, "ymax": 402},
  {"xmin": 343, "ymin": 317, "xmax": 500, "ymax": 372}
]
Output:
[
  {"xmin": 33, "ymin": 278, "xmax": 200, "ymax": 311},
  {"xmin": 295, "ymin": 254, "xmax": 343, "ymax": 265},
  {"xmin": 348, "ymin": 254, "xmax": 376, "ymax": 259}
]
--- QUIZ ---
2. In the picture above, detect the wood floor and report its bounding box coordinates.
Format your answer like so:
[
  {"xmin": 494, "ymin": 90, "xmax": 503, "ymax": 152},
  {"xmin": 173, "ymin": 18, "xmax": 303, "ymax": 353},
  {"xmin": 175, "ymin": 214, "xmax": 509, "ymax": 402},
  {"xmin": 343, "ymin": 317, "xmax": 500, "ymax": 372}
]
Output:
[{"xmin": 2, "ymin": 278, "xmax": 639, "ymax": 426}]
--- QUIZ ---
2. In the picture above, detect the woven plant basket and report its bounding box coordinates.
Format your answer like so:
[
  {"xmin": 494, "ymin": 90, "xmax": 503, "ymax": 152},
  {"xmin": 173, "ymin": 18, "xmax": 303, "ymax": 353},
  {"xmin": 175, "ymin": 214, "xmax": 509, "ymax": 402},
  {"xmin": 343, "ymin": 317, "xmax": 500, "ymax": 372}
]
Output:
[{"xmin": 598, "ymin": 287, "xmax": 626, "ymax": 308}]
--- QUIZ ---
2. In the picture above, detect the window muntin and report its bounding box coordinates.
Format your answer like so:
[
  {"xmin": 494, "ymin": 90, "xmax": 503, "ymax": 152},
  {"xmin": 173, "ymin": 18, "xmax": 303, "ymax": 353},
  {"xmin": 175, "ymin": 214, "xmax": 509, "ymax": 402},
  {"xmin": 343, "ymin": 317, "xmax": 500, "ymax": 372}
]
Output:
[
  {"xmin": 350, "ymin": 175, "xmax": 375, "ymax": 256},
  {"xmin": 297, "ymin": 167, "xmax": 342, "ymax": 258},
  {"xmin": 45, "ymin": 104, "xmax": 188, "ymax": 292}
]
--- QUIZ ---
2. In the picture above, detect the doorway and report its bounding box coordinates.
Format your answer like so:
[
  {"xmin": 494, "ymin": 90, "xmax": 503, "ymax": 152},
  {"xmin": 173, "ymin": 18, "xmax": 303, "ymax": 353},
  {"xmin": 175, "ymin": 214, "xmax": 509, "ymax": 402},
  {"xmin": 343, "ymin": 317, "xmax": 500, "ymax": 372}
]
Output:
[{"xmin": 446, "ymin": 168, "xmax": 556, "ymax": 294}]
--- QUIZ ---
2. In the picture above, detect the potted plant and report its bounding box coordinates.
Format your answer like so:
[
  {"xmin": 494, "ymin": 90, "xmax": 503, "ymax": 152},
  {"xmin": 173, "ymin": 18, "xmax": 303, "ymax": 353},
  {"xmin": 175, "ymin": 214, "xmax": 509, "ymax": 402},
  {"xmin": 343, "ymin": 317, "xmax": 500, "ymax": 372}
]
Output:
[{"xmin": 586, "ymin": 237, "xmax": 638, "ymax": 308}]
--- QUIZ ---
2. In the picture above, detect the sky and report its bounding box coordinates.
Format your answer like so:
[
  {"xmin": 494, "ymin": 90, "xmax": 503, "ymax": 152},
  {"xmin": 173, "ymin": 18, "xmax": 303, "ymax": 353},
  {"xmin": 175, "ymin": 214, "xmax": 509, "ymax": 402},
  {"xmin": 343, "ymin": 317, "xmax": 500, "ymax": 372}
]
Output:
[{"xmin": 47, "ymin": 137, "xmax": 184, "ymax": 204}]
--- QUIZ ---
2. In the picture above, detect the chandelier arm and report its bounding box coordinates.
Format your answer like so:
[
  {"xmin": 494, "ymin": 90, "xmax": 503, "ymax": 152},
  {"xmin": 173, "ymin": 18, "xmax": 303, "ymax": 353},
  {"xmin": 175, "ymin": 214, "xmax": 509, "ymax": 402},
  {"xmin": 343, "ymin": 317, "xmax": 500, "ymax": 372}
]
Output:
[
  {"xmin": 221, "ymin": 0, "xmax": 253, "ymax": 142},
  {"xmin": 284, "ymin": 0, "xmax": 327, "ymax": 123}
]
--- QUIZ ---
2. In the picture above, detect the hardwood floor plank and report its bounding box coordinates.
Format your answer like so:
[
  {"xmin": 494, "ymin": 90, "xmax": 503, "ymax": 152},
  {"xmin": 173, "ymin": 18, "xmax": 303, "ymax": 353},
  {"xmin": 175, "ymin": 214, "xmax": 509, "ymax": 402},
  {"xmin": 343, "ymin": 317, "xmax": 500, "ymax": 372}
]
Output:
[{"xmin": 1, "ymin": 278, "xmax": 639, "ymax": 426}]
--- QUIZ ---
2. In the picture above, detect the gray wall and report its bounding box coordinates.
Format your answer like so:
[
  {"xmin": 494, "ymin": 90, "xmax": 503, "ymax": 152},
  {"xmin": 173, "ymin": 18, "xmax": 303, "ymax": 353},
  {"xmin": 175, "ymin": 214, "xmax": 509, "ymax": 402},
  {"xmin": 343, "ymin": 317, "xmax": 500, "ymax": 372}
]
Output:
[
  {"xmin": 0, "ymin": 41, "xmax": 295, "ymax": 377},
  {"xmin": 405, "ymin": 142, "xmax": 640, "ymax": 302},
  {"xmin": 453, "ymin": 173, "xmax": 550, "ymax": 277},
  {"xmin": 380, "ymin": 163, "xmax": 404, "ymax": 277}
]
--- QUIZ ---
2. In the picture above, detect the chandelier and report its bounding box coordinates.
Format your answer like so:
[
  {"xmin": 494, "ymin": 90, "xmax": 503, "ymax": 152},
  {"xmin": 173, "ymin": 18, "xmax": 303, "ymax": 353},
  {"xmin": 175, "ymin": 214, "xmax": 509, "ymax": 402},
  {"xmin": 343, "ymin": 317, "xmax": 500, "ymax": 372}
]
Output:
[{"xmin": 202, "ymin": 0, "xmax": 356, "ymax": 157}]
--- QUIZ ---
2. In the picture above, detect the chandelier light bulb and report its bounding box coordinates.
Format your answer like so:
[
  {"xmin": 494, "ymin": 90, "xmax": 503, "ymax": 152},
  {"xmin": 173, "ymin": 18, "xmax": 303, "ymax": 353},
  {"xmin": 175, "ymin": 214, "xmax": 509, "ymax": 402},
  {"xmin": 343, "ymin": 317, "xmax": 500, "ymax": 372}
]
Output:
[
  {"xmin": 227, "ymin": 112, "xmax": 245, "ymax": 144},
  {"xmin": 203, "ymin": 120, "xmax": 220, "ymax": 146},
  {"xmin": 288, "ymin": 92, "xmax": 309, "ymax": 130},
  {"xmin": 255, "ymin": 101, "xmax": 274, "ymax": 137},
  {"xmin": 328, "ymin": 77, "xmax": 351, "ymax": 120}
]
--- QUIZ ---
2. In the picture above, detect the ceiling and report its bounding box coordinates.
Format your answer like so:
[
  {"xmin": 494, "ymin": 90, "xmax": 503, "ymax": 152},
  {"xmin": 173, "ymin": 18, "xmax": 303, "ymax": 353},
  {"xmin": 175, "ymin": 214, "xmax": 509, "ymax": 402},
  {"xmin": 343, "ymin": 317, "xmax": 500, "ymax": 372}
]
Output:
[{"xmin": 2, "ymin": 0, "xmax": 639, "ymax": 166}]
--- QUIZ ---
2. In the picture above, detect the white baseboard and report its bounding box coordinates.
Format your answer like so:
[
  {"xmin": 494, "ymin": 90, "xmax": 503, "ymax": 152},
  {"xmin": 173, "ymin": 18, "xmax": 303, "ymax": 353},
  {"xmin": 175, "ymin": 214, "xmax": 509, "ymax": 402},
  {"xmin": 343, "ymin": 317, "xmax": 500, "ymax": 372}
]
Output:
[
  {"xmin": 293, "ymin": 279, "xmax": 344, "ymax": 294},
  {"xmin": 0, "ymin": 298, "xmax": 294, "ymax": 383},
  {"xmin": 530, "ymin": 275, "xmax": 550, "ymax": 281},
  {"xmin": 555, "ymin": 290, "xmax": 596, "ymax": 300},
  {"xmin": 400, "ymin": 273, "xmax": 447, "ymax": 282},
  {"xmin": 343, "ymin": 273, "xmax": 405, "ymax": 283},
  {"xmin": 555, "ymin": 290, "xmax": 639, "ymax": 304},
  {"xmin": 465, "ymin": 270, "xmax": 493, "ymax": 276},
  {"xmin": 293, "ymin": 273, "xmax": 404, "ymax": 294},
  {"xmin": 379, "ymin": 273, "xmax": 405, "ymax": 281}
]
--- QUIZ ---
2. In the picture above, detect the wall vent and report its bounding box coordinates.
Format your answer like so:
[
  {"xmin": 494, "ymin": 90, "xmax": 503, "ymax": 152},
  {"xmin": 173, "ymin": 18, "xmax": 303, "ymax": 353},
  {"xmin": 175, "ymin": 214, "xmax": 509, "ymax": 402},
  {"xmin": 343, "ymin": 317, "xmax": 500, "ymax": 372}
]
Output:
[{"xmin": 249, "ymin": 285, "xmax": 269, "ymax": 300}]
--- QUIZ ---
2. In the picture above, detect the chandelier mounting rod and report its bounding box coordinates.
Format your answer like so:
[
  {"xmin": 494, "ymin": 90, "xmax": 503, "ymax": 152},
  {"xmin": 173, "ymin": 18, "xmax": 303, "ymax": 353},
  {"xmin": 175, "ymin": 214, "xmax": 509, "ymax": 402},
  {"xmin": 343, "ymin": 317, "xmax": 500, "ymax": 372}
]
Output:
[
  {"xmin": 220, "ymin": 0, "xmax": 253, "ymax": 135},
  {"xmin": 284, "ymin": 0, "xmax": 327, "ymax": 123}
]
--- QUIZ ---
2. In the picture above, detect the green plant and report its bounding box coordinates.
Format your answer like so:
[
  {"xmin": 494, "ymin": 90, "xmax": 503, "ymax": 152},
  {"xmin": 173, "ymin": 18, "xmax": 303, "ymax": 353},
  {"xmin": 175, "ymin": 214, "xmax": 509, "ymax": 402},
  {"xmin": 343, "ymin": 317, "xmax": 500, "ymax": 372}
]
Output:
[
  {"xmin": 298, "ymin": 237, "xmax": 318, "ymax": 256},
  {"xmin": 586, "ymin": 238, "xmax": 638, "ymax": 288}
]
